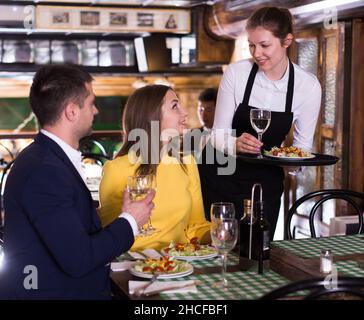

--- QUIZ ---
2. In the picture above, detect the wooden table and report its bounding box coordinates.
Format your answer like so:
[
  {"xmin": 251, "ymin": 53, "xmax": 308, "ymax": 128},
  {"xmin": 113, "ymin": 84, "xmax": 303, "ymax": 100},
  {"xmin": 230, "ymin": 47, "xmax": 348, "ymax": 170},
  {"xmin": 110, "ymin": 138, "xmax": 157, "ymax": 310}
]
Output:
[
  {"xmin": 110, "ymin": 264, "xmax": 243, "ymax": 300},
  {"xmin": 110, "ymin": 234, "xmax": 364, "ymax": 300},
  {"xmin": 270, "ymin": 234, "xmax": 364, "ymax": 281}
]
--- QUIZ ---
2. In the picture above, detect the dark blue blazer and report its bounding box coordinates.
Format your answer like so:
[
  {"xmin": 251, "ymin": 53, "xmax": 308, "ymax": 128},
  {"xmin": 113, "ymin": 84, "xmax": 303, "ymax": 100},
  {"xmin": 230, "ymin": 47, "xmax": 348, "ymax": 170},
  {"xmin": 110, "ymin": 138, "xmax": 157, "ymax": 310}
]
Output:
[{"xmin": 0, "ymin": 133, "xmax": 134, "ymax": 299}]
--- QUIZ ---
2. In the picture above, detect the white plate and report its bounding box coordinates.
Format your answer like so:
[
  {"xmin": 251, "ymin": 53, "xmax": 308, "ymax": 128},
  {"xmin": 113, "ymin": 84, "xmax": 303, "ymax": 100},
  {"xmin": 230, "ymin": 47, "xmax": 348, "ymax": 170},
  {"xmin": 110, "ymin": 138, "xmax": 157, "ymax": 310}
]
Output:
[
  {"xmin": 264, "ymin": 153, "xmax": 315, "ymax": 160},
  {"xmin": 129, "ymin": 262, "xmax": 194, "ymax": 279},
  {"xmin": 160, "ymin": 246, "xmax": 218, "ymax": 261}
]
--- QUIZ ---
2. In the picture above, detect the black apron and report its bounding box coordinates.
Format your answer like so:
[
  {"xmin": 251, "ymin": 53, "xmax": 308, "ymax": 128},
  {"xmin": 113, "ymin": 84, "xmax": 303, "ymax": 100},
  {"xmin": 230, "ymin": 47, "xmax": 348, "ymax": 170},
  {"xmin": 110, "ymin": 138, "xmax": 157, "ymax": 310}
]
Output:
[{"xmin": 198, "ymin": 61, "xmax": 294, "ymax": 238}]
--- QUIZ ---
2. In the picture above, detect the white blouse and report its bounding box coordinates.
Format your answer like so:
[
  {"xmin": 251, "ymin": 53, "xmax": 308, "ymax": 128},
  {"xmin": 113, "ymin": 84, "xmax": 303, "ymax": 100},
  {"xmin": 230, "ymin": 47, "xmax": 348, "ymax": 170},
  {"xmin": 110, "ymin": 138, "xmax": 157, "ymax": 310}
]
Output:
[{"xmin": 212, "ymin": 59, "xmax": 322, "ymax": 153}]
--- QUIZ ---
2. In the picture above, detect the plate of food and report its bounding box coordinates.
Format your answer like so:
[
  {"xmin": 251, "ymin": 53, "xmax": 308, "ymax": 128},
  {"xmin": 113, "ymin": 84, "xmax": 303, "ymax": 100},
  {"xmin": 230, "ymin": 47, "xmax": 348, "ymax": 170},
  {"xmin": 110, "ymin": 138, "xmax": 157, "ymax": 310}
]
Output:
[
  {"xmin": 264, "ymin": 146, "xmax": 315, "ymax": 160},
  {"xmin": 129, "ymin": 256, "xmax": 194, "ymax": 279},
  {"xmin": 160, "ymin": 239, "xmax": 218, "ymax": 261}
]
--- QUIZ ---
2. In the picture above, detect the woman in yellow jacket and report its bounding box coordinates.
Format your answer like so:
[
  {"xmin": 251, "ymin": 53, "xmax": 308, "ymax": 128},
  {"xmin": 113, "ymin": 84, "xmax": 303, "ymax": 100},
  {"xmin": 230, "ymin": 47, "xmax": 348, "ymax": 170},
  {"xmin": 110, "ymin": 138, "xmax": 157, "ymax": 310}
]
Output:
[{"xmin": 98, "ymin": 85, "xmax": 210, "ymax": 251}]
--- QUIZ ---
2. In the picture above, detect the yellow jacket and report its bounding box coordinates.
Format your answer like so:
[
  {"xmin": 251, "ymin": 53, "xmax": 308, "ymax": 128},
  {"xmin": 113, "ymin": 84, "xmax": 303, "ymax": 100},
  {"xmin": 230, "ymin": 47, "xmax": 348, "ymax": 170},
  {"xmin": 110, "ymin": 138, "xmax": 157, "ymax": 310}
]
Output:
[{"xmin": 98, "ymin": 153, "xmax": 210, "ymax": 251}]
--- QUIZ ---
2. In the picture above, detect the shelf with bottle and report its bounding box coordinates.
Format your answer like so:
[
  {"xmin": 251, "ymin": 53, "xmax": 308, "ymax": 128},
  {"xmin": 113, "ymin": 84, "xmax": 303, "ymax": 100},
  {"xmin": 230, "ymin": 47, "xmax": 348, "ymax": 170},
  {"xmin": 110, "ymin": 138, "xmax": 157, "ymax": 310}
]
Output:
[
  {"xmin": 0, "ymin": 35, "xmax": 137, "ymax": 69},
  {"xmin": 0, "ymin": 31, "xmax": 222, "ymax": 74}
]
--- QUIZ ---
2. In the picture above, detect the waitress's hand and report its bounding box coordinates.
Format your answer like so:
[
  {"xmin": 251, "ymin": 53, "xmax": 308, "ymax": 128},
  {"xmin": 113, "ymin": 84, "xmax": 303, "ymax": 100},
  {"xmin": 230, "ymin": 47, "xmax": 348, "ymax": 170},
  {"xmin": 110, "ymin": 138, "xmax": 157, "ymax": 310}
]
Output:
[{"xmin": 236, "ymin": 133, "xmax": 263, "ymax": 154}]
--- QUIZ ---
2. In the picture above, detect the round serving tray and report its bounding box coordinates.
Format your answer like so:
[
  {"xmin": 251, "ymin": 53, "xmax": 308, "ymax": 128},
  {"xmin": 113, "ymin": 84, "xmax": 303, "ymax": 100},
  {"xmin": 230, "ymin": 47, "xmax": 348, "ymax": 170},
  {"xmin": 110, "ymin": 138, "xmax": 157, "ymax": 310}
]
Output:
[{"xmin": 236, "ymin": 153, "xmax": 339, "ymax": 166}]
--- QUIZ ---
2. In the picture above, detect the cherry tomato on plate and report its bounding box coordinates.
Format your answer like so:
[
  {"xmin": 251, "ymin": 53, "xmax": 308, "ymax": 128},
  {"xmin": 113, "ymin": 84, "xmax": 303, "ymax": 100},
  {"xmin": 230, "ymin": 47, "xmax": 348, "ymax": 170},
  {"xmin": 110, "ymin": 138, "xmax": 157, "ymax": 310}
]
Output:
[
  {"xmin": 190, "ymin": 237, "xmax": 199, "ymax": 244},
  {"xmin": 154, "ymin": 266, "xmax": 164, "ymax": 273},
  {"xmin": 142, "ymin": 266, "xmax": 152, "ymax": 273}
]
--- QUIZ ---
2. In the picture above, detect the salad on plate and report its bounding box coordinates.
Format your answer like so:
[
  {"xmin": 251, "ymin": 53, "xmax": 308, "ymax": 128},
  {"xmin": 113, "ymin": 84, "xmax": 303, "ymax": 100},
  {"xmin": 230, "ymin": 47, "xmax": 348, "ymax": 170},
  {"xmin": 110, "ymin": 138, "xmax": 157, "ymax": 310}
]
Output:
[
  {"xmin": 264, "ymin": 146, "xmax": 314, "ymax": 159},
  {"xmin": 133, "ymin": 256, "xmax": 190, "ymax": 275},
  {"xmin": 161, "ymin": 238, "xmax": 217, "ymax": 260}
]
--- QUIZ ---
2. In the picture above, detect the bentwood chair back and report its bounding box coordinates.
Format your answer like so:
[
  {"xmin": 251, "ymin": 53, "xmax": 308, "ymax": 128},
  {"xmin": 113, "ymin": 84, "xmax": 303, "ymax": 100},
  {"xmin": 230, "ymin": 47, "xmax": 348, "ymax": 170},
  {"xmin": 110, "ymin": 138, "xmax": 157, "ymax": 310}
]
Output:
[
  {"xmin": 285, "ymin": 189, "xmax": 364, "ymax": 239},
  {"xmin": 260, "ymin": 276, "xmax": 364, "ymax": 300}
]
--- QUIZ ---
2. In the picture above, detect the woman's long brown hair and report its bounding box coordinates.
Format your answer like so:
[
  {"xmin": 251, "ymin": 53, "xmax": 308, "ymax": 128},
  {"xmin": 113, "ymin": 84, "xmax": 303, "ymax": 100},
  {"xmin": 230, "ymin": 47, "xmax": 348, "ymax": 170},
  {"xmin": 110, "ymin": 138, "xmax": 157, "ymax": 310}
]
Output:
[{"xmin": 116, "ymin": 84, "xmax": 185, "ymax": 176}]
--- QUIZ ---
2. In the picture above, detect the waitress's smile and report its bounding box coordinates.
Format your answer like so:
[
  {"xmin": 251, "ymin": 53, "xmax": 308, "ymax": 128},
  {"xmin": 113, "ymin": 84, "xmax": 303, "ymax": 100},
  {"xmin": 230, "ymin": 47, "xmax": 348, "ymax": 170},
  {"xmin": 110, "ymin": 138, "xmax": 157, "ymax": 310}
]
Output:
[{"xmin": 248, "ymin": 26, "xmax": 292, "ymax": 80}]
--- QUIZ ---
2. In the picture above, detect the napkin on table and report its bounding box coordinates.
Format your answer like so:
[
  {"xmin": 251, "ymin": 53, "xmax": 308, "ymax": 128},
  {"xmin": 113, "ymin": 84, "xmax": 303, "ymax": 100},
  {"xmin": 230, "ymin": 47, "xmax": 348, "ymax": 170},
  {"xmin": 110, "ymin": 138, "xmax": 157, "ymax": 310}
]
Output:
[
  {"xmin": 141, "ymin": 248, "xmax": 163, "ymax": 259},
  {"xmin": 129, "ymin": 280, "xmax": 198, "ymax": 295},
  {"xmin": 128, "ymin": 251, "xmax": 147, "ymax": 260},
  {"xmin": 127, "ymin": 249, "xmax": 164, "ymax": 260},
  {"xmin": 111, "ymin": 261, "xmax": 135, "ymax": 272}
]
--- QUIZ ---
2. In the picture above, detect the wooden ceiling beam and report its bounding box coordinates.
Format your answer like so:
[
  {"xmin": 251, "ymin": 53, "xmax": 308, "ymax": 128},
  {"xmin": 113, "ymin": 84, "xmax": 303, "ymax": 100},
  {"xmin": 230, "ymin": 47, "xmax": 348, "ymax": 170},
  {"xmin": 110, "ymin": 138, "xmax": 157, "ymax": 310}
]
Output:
[{"xmin": 206, "ymin": 0, "xmax": 364, "ymax": 39}]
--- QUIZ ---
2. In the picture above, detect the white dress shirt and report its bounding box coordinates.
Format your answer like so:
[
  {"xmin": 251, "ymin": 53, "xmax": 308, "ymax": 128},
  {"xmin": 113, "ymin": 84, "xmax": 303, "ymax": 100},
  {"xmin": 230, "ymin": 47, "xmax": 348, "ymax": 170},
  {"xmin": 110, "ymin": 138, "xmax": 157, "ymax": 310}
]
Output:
[
  {"xmin": 40, "ymin": 129, "xmax": 138, "ymax": 235},
  {"xmin": 212, "ymin": 59, "xmax": 322, "ymax": 153}
]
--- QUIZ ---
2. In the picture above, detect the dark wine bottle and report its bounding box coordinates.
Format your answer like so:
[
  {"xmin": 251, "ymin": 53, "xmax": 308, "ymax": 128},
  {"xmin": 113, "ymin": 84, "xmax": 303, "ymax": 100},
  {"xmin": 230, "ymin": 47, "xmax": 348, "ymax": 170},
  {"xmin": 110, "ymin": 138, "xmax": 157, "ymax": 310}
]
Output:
[
  {"xmin": 251, "ymin": 201, "xmax": 270, "ymax": 261},
  {"xmin": 239, "ymin": 199, "xmax": 255, "ymax": 259}
]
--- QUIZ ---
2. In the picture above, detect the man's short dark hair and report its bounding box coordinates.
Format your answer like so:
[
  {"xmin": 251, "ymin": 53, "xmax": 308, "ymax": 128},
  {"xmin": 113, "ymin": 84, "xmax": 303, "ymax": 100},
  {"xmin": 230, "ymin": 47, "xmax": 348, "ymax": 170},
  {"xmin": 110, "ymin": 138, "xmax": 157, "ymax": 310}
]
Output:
[
  {"xmin": 198, "ymin": 88, "xmax": 218, "ymax": 103},
  {"xmin": 29, "ymin": 64, "xmax": 93, "ymax": 127}
]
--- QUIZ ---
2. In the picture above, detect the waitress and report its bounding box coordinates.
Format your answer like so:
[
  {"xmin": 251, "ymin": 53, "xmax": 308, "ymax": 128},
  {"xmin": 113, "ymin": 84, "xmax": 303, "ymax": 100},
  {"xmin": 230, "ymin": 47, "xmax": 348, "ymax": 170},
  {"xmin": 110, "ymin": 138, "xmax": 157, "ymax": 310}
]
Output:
[{"xmin": 198, "ymin": 7, "xmax": 322, "ymax": 239}]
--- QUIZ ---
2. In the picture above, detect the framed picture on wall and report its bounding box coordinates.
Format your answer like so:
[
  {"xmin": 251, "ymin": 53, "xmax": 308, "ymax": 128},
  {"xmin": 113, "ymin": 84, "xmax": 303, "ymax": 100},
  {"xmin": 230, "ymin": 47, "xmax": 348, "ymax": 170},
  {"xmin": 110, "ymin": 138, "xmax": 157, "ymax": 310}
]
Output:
[
  {"xmin": 165, "ymin": 14, "xmax": 177, "ymax": 29},
  {"xmin": 137, "ymin": 13, "xmax": 154, "ymax": 27},
  {"xmin": 80, "ymin": 11, "xmax": 100, "ymax": 26},
  {"xmin": 36, "ymin": 6, "xmax": 190, "ymax": 33},
  {"xmin": 109, "ymin": 12, "xmax": 127, "ymax": 26},
  {"xmin": 51, "ymin": 10, "xmax": 70, "ymax": 25}
]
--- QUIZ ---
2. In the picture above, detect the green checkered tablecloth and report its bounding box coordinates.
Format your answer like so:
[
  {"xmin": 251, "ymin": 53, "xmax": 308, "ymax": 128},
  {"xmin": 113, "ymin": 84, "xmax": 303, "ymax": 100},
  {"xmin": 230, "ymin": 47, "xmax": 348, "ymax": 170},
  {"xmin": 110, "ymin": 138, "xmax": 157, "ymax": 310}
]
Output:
[
  {"xmin": 189, "ymin": 253, "xmax": 239, "ymax": 268},
  {"xmin": 335, "ymin": 260, "xmax": 364, "ymax": 277},
  {"xmin": 117, "ymin": 252, "xmax": 290, "ymax": 300},
  {"xmin": 156, "ymin": 260, "xmax": 364, "ymax": 300},
  {"xmin": 158, "ymin": 269, "xmax": 289, "ymax": 300},
  {"xmin": 272, "ymin": 234, "xmax": 364, "ymax": 259}
]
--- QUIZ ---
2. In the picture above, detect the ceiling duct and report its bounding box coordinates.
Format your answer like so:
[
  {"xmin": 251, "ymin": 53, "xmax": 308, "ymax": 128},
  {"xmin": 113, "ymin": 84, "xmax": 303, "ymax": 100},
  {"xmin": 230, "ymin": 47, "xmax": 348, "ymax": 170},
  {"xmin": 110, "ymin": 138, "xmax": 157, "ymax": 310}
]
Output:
[
  {"xmin": 224, "ymin": 0, "xmax": 269, "ymax": 11},
  {"xmin": 140, "ymin": 0, "xmax": 216, "ymax": 7}
]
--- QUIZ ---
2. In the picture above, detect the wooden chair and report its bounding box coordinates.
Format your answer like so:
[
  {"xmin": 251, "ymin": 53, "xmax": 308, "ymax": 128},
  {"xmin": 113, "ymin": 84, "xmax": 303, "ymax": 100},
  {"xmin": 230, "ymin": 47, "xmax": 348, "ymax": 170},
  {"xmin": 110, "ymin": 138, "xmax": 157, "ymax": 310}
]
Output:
[
  {"xmin": 285, "ymin": 189, "xmax": 364, "ymax": 239},
  {"xmin": 260, "ymin": 276, "xmax": 364, "ymax": 300}
]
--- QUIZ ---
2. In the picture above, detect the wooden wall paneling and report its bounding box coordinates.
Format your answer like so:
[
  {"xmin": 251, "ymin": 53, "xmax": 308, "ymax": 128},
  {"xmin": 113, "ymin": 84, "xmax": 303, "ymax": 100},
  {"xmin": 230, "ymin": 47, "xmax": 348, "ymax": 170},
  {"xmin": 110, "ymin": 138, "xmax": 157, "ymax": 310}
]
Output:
[
  {"xmin": 282, "ymin": 28, "xmax": 322, "ymax": 237},
  {"xmin": 93, "ymin": 76, "xmax": 137, "ymax": 96},
  {"xmin": 196, "ymin": 6, "xmax": 235, "ymax": 64},
  {"xmin": 333, "ymin": 23, "xmax": 346, "ymax": 192},
  {"xmin": 168, "ymin": 74, "xmax": 222, "ymax": 128},
  {"xmin": 0, "ymin": 77, "xmax": 138, "ymax": 98},
  {"xmin": 0, "ymin": 79, "xmax": 32, "ymax": 98},
  {"xmin": 348, "ymin": 19, "xmax": 364, "ymax": 195},
  {"xmin": 0, "ymin": 74, "xmax": 222, "ymax": 98},
  {"xmin": 320, "ymin": 24, "xmax": 345, "ymax": 193}
]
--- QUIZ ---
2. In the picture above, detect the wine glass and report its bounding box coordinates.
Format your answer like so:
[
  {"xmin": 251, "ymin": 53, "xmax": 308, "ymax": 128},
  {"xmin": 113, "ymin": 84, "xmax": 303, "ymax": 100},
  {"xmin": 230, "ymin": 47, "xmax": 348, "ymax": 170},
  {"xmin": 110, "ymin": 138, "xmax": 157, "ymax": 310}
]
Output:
[
  {"xmin": 210, "ymin": 218, "xmax": 238, "ymax": 289},
  {"xmin": 210, "ymin": 202, "xmax": 235, "ymax": 223},
  {"xmin": 126, "ymin": 174, "xmax": 159, "ymax": 236},
  {"xmin": 250, "ymin": 109, "xmax": 271, "ymax": 158}
]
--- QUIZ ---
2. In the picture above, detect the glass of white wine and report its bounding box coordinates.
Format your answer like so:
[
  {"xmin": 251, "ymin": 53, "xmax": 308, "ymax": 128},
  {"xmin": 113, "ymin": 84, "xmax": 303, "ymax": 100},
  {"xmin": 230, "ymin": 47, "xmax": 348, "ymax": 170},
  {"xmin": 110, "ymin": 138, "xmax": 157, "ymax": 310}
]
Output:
[
  {"xmin": 210, "ymin": 218, "xmax": 238, "ymax": 289},
  {"xmin": 126, "ymin": 174, "xmax": 159, "ymax": 236},
  {"xmin": 250, "ymin": 109, "xmax": 271, "ymax": 158}
]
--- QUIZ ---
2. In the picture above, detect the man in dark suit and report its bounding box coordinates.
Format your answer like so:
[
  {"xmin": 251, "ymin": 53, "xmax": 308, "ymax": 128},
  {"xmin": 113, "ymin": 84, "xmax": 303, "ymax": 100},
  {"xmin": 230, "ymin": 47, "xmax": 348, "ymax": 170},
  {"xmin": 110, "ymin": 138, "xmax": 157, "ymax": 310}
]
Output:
[{"xmin": 0, "ymin": 65, "xmax": 155, "ymax": 299}]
